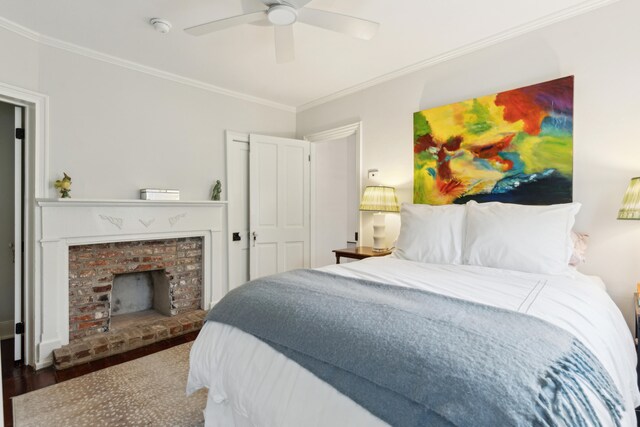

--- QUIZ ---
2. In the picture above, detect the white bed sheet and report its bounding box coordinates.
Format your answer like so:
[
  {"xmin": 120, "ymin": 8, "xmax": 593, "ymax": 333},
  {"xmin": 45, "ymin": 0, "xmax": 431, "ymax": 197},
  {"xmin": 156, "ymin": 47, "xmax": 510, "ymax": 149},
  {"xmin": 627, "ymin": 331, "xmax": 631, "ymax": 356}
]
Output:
[{"xmin": 188, "ymin": 257, "xmax": 640, "ymax": 427}]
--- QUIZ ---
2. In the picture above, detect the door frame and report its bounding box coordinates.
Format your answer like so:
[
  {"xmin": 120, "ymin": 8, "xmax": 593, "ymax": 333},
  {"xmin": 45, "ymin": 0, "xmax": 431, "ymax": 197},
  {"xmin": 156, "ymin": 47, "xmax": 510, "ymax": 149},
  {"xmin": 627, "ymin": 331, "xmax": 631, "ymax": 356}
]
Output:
[
  {"xmin": 0, "ymin": 81, "xmax": 50, "ymax": 368},
  {"xmin": 0, "ymin": 101, "xmax": 24, "ymax": 344},
  {"xmin": 303, "ymin": 122, "xmax": 363, "ymax": 267},
  {"xmin": 13, "ymin": 105, "xmax": 24, "ymax": 361},
  {"xmin": 225, "ymin": 130, "xmax": 250, "ymax": 291}
]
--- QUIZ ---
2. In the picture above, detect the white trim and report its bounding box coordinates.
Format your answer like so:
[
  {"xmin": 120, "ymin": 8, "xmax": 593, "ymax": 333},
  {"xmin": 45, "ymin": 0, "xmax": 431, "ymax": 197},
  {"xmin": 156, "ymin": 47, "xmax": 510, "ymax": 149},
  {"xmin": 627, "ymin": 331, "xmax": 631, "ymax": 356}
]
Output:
[
  {"xmin": 225, "ymin": 131, "xmax": 250, "ymax": 292},
  {"xmin": 303, "ymin": 122, "xmax": 362, "ymax": 143},
  {"xmin": 0, "ymin": 82, "xmax": 48, "ymax": 370},
  {"xmin": 0, "ymin": 321, "xmax": 13, "ymax": 340},
  {"xmin": 14, "ymin": 105, "xmax": 23, "ymax": 361},
  {"xmin": 296, "ymin": 0, "xmax": 621, "ymax": 112},
  {"xmin": 0, "ymin": 16, "xmax": 295, "ymax": 113},
  {"xmin": 0, "ymin": 95, "xmax": 29, "ymax": 108},
  {"xmin": 0, "ymin": 82, "xmax": 49, "ymax": 196},
  {"xmin": 36, "ymin": 198, "xmax": 227, "ymax": 208},
  {"xmin": 304, "ymin": 122, "xmax": 363, "ymax": 266}
]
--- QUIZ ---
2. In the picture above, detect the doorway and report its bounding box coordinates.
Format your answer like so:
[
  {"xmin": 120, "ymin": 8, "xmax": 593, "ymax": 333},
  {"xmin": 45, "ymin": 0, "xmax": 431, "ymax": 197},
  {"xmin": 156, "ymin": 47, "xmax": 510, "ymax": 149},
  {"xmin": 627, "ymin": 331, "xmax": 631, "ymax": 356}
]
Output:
[
  {"xmin": 310, "ymin": 134, "xmax": 358, "ymax": 266},
  {"xmin": 305, "ymin": 122, "xmax": 362, "ymax": 268},
  {"xmin": 0, "ymin": 100, "xmax": 24, "ymax": 362}
]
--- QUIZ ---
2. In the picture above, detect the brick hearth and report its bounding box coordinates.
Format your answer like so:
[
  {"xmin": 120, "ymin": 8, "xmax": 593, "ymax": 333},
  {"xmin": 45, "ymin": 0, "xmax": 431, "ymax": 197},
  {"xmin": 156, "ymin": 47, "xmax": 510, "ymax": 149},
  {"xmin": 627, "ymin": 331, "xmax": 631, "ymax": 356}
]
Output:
[{"xmin": 53, "ymin": 310, "xmax": 207, "ymax": 369}]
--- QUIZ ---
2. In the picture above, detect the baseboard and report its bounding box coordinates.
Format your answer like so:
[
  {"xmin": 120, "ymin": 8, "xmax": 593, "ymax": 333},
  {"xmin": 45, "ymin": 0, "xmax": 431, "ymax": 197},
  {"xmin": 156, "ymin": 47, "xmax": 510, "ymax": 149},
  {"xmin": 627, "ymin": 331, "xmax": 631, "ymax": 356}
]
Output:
[{"xmin": 0, "ymin": 320, "xmax": 13, "ymax": 340}]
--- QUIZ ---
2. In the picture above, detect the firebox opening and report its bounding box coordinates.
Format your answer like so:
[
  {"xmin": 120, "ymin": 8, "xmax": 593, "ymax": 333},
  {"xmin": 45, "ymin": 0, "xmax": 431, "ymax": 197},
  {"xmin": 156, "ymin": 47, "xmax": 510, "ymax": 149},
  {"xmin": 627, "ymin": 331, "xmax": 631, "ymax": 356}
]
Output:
[{"xmin": 110, "ymin": 270, "xmax": 172, "ymax": 331}]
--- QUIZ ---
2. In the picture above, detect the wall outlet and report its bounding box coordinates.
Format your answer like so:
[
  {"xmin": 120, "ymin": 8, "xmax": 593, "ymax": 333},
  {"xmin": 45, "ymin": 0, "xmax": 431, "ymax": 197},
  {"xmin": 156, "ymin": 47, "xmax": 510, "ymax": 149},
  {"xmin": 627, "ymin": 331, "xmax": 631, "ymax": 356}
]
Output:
[{"xmin": 368, "ymin": 169, "xmax": 379, "ymax": 179}]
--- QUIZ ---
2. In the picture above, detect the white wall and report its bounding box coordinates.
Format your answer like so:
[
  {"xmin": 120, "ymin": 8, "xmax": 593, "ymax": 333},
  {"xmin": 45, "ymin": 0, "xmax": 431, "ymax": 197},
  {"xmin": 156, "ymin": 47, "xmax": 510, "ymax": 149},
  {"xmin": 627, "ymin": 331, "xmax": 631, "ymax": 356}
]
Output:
[
  {"xmin": 298, "ymin": 0, "xmax": 640, "ymax": 330},
  {"xmin": 0, "ymin": 101, "xmax": 14, "ymax": 337},
  {"xmin": 0, "ymin": 26, "xmax": 296, "ymax": 201}
]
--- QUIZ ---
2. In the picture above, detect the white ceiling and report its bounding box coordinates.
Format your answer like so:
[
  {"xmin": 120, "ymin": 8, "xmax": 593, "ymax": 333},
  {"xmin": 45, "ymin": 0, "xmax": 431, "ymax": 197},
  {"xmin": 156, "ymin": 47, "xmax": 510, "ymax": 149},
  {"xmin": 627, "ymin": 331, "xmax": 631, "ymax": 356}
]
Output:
[{"xmin": 0, "ymin": 0, "xmax": 616, "ymax": 110}]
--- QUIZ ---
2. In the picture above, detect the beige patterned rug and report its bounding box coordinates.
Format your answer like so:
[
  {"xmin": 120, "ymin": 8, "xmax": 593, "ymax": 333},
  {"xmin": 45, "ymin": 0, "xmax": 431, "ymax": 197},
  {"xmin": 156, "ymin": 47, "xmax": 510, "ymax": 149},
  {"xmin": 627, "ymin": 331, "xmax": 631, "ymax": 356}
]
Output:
[{"xmin": 13, "ymin": 342, "xmax": 207, "ymax": 427}]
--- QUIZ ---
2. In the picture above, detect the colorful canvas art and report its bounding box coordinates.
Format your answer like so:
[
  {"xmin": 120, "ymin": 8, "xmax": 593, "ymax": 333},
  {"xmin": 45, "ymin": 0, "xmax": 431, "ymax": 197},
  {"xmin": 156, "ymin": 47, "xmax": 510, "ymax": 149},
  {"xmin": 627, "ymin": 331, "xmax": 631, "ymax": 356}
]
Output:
[{"xmin": 413, "ymin": 76, "xmax": 573, "ymax": 205}]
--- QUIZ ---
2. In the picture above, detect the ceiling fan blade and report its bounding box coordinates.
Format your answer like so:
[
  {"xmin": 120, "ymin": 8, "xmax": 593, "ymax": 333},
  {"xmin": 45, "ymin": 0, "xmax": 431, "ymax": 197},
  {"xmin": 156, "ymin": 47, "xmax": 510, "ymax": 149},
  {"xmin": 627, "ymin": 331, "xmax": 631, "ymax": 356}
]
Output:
[
  {"xmin": 274, "ymin": 25, "xmax": 295, "ymax": 64},
  {"xmin": 184, "ymin": 11, "xmax": 266, "ymax": 36},
  {"xmin": 297, "ymin": 8, "xmax": 379, "ymax": 40}
]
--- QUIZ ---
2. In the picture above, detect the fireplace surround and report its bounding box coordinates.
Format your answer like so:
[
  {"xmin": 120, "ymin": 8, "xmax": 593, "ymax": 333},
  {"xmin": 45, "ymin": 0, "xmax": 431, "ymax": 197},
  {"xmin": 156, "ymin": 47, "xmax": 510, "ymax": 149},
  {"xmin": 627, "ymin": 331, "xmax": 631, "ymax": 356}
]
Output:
[{"xmin": 34, "ymin": 199, "xmax": 227, "ymax": 368}]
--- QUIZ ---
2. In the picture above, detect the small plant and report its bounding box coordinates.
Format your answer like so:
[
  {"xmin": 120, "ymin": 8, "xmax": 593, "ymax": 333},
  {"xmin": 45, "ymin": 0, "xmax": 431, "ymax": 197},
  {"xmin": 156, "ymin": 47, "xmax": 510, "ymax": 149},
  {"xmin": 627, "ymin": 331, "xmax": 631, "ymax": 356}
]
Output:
[{"xmin": 54, "ymin": 173, "xmax": 72, "ymax": 198}]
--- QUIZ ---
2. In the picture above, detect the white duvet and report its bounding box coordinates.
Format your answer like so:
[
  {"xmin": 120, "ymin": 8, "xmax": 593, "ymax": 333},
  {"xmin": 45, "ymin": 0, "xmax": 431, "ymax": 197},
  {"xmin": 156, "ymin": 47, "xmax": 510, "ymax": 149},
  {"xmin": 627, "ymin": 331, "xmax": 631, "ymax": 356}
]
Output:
[{"xmin": 187, "ymin": 257, "xmax": 640, "ymax": 426}]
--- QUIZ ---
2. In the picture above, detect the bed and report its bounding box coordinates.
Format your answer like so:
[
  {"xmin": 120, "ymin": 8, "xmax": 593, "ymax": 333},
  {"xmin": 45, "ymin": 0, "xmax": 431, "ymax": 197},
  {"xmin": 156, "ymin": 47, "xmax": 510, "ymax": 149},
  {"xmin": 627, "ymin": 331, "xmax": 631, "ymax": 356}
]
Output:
[{"xmin": 187, "ymin": 202, "xmax": 640, "ymax": 426}]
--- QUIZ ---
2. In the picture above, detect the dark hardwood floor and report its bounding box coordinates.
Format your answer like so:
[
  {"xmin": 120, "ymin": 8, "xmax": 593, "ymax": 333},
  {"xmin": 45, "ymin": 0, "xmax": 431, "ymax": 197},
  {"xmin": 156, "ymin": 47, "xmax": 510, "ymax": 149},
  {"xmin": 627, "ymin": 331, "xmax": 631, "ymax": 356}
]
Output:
[{"xmin": 1, "ymin": 331, "xmax": 199, "ymax": 427}]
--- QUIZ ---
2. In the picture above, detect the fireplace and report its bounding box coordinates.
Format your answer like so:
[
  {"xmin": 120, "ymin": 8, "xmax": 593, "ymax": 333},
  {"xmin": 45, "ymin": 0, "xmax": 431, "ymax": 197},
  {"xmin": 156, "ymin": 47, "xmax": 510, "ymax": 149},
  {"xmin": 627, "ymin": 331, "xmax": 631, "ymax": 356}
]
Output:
[
  {"xmin": 34, "ymin": 198, "xmax": 226, "ymax": 370},
  {"xmin": 68, "ymin": 237, "xmax": 203, "ymax": 342}
]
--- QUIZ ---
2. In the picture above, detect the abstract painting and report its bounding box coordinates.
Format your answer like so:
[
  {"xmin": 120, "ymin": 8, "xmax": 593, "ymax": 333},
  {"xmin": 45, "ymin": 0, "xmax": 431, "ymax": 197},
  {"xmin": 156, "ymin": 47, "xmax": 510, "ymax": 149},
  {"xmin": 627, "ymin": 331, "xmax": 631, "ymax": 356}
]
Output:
[{"xmin": 413, "ymin": 76, "xmax": 573, "ymax": 205}]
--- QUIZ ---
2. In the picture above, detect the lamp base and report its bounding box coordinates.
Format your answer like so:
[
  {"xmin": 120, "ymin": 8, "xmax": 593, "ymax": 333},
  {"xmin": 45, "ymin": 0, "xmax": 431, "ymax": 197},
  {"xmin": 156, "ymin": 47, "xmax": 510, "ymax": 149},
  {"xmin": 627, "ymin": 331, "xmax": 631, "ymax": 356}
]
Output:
[{"xmin": 372, "ymin": 212, "xmax": 387, "ymax": 252}]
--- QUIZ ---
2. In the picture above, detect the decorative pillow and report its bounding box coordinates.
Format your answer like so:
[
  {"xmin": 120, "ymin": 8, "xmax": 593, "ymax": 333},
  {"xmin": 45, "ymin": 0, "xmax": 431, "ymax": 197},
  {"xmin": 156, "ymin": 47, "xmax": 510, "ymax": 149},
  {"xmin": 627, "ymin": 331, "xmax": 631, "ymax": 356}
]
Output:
[
  {"xmin": 463, "ymin": 201, "xmax": 581, "ymax": 275},
  {"xmin": 569, "ymin": 231, "xmax": 589, "ymax": 266},
  {"xmin": 394, "ymin": 203, "xmax": 466, "ymax": 265}
]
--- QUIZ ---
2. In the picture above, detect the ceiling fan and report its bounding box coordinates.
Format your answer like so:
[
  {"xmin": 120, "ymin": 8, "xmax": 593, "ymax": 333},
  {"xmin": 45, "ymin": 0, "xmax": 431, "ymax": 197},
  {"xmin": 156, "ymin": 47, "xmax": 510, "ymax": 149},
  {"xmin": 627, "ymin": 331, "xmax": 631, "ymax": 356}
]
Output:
[{"xmin": 184, "ymin": 0, "xmax": 380, "ymax": 63}]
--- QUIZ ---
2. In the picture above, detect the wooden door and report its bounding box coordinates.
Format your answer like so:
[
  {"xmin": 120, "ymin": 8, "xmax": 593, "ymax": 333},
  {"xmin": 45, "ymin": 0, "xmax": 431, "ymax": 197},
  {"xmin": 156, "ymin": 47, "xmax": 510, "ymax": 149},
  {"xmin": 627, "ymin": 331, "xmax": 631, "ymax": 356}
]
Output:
[{"xmin": 249, "ymin": 134, "xmax": 310, "ymax": 279}]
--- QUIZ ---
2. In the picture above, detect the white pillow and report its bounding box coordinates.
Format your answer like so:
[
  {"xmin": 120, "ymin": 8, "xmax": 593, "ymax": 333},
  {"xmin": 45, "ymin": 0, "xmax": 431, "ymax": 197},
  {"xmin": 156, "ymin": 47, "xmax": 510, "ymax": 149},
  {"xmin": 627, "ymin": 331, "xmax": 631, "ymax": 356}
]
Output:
[
  {"xmin": 394, "ymin": 203, "xmax": 466, "ymax": 265},
  {"xmin": 463, "ymin": 201, "xmax": 581, "ymax": 275}
]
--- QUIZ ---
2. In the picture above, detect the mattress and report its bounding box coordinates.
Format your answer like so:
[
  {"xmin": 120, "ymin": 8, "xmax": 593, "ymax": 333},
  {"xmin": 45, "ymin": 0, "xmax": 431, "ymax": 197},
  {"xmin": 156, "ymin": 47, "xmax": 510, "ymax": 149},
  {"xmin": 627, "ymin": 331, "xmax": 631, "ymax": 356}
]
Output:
[{"xmin": 187, "ymin": 257, "xmax": 640, "ymax": 426}]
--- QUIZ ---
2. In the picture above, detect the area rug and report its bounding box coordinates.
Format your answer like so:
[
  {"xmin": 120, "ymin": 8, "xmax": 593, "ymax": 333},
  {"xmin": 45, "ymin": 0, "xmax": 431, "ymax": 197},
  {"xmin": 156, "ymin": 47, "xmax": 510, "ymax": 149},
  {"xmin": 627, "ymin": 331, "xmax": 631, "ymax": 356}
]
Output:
[{"xmin": 13, "ymin": 342, "xmax": 207, "ymax": 427}]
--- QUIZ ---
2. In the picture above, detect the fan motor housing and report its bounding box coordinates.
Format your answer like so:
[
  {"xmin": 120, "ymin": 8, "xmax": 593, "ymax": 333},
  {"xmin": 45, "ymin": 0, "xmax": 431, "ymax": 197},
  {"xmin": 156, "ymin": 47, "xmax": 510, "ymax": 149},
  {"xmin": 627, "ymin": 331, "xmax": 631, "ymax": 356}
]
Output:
[{"xmin": 267, "ymin": 5, "xmax": 298, "ymax": 26}]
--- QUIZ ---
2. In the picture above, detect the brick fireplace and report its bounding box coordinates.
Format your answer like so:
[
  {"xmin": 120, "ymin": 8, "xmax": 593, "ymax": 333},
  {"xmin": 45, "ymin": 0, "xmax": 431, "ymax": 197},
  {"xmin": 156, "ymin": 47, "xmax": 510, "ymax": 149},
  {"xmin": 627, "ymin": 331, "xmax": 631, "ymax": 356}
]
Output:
[
  {"xmin": 68, "ymin": 237, "xmax": 203, "ymax": 341},
  {"xmin": 34, "ymin": 199, "xmax": 227, "ymax": 370}
]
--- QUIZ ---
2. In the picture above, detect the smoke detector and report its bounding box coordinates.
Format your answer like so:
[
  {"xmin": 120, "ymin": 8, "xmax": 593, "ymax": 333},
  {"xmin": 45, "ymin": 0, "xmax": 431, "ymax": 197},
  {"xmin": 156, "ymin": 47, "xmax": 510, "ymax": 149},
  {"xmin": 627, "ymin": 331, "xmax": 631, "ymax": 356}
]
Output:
[{"xmin": 150, "ymin": 18, "xmax": 172, "ymax": 34}]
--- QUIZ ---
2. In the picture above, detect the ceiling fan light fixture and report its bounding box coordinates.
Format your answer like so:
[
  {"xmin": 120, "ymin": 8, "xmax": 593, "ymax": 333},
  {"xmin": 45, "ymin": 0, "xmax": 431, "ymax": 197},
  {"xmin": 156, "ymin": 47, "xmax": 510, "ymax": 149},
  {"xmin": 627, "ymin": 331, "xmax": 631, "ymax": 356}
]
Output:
[{"xmin": 267, "ymin": 5, "xmax": 298, "ymax": 26}]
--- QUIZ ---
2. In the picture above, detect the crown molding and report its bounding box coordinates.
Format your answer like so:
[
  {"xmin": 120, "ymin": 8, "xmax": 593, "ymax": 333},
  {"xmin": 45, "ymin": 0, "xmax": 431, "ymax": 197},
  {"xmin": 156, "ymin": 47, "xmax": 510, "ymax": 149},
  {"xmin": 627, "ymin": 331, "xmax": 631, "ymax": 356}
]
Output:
[
  {"xmin": 0, "ymin": 16, "xmax": 296, "ymax": 113},
  {"xmin": 296, "ymin": 0, "xmax": 620, "ymax": 112},
  {"xmin": 303, "ymin": 121, "xmax": 360, "ymax": 142},
  {"xmin": 0, "ymin": 0, "xmax": 620, "ymax": 114}
]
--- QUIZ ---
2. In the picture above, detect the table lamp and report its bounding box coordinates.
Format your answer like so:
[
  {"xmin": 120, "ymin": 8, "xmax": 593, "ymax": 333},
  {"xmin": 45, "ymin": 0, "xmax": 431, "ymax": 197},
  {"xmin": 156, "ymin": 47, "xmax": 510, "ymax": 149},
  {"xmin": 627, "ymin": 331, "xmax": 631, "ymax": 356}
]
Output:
[
  {"xmin": 618, "ymin": 177, "xmax": 640, "ymax": 306},
  {"xmin": 359, "ymin": 186, "xmax": 400, "ymax": 252},
  {"xmin": 618, "ymin": 177, "xmax": 640, "ymax": 220}
]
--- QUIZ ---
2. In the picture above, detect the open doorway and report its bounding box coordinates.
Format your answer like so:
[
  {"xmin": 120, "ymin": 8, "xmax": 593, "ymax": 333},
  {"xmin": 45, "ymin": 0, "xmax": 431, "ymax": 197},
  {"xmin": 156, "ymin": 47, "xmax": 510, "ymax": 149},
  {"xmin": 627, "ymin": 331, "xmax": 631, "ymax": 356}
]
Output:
[
  {"xmin": 306, "ymin": 123, "xmax": 362, "ymax": 268},
  {"xmin": 0, "ymin": 100, "xmax": 24, "ymax": 362}
]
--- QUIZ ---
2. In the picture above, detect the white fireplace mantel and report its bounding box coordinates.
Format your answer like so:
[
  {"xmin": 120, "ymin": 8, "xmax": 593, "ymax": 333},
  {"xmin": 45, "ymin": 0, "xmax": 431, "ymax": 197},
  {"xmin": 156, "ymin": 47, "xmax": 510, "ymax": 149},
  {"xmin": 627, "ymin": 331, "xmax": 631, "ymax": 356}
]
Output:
[{"xmin": 32, "ymin": 198, "xmax": 228, "ymax": 368}]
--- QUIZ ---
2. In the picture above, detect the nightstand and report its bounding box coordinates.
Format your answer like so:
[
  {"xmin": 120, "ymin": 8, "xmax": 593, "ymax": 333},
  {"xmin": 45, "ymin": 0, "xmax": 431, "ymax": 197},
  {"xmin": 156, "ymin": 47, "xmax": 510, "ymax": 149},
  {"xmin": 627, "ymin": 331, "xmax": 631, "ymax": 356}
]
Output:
[{"xmin": 332, "ymin": 246, "xmax": 392, "ymax": 264}]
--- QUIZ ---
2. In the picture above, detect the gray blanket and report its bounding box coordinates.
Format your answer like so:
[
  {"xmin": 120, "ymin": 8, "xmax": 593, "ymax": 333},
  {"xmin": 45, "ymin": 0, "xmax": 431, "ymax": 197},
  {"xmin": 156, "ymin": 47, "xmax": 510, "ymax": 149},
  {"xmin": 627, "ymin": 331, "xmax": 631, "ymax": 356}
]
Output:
[{"xmin": 205, "ymin": 269, "xmax": 623, "ymax": 427}]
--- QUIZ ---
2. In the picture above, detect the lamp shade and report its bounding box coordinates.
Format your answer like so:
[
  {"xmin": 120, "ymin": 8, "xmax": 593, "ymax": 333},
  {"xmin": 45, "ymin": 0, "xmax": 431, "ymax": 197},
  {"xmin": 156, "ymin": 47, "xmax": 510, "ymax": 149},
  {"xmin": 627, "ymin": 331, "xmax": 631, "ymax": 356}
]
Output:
[
  {"xmin": 618, "ymin": 177, "xmax": 640, "ymax": 220},
  {"xmin": 359, "ymin": 186, "xmax": 400, "ymax": 212}
]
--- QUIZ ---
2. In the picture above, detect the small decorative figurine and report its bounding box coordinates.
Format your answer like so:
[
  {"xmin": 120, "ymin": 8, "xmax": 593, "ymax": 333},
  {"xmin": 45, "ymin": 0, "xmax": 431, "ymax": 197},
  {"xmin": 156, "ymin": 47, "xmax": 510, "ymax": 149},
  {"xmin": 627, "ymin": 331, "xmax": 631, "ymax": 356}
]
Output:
[
  {"xmin": 211, "ymin": 180, "xmax": 222, "ymax": 201},
  {"xmin": 54, "ymin": 172, "xmax": 72, "ymax": 198}
]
